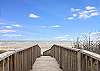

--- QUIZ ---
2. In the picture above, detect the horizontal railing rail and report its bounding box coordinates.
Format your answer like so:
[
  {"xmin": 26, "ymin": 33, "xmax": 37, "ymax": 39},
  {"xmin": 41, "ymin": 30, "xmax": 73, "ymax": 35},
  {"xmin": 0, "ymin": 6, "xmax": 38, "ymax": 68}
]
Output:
[
  {"xmin": 43, "ymin": 44, "xmax": 100, "ymax": 71},
  {"xmin": 0, "ymin": 45, "xmax": 41, "ymax": 71}
]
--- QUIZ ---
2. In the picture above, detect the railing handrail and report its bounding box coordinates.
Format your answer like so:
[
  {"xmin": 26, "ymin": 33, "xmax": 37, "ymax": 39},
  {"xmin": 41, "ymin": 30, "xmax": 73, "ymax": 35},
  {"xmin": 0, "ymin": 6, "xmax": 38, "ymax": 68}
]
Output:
[
  {"xmin": 51, "ymin": 44, "xmax": 100, "ymax": 61},
  {"xmin": 0, "ymin": 44, "xmax": 39, "ymax": 61},
  {"xmin": 0, "ymin": 44, "xmax": 41, "ymax": 71},
  {"xmin": 52, "ymin": 44, "xmax": 80, "ymax": 51},
  {"xmin": 43, "ymin": 44, "xmax": 100, "ymax": 71},
  {"xmin": 81, "ymin": 49, "xmax": 100, "ymax": 61},
  {"xmin": 0, "ymin": 51, "xmax": 15, "ymax": 61}
]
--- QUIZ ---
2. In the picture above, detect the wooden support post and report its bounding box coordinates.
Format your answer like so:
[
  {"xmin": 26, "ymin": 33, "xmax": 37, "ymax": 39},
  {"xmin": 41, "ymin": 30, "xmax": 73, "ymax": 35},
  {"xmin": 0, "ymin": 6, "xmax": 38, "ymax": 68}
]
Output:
[
  {"xmin": 90, "ymin": 58, "xmax": 93, "ymax": 71},
  {"xmin": 7, "ymin": 57, "xmax": 9, "ymax": 71},
  {"xmin": 77, "ymin": 51, "xmax": 81, "ymax": 71},
  {"xmin": 64, "ymin": 49, "xmax": 68, "ymax": 71},
  {"xmin": 70, "ymin": 51, "xmax": 72, "ymax": 71},
  {"xmin": 68, "ymin": 50, "xmax": 70, "ymax": 71},
  {"xmin": 0, "ymin": 61, "xmax": 3, "ymax": 71},
  {"xmin": 14, "ymin": 54, "xmax": 17, "ymax": 71},
  {"xmin": 96, "ymin": 60, "xmax": 99, "ymax": 71},
  {"xmin": 3, "ymin": 59, "xmax": 5, "ymax": 71},
  {"xmin": 72, "ymin": 51, "xmax": 74, "ymax": 71},
  {"xmin": 85, "ymin": 55, "xmax": 88, "ymax": 71},
  {"xmin": 75, "ymin": 52, "xmax": 77, "ymax": 71},
  {"xmin": 58, "ymin": 47, "xmax": 60, "ymax": 64}
]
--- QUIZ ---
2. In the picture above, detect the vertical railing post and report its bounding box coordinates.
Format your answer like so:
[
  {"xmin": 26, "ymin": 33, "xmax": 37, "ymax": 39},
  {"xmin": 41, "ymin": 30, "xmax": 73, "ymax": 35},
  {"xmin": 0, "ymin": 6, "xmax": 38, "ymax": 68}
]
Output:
[
  {"xmin": 90, "ymin": 58, "xmax": 93, "ymax": 71},
  {"xmin": 3, "ymin": 59, "xmax": 5, "ymax": 71},
  {"xmin": 74, "ymin": 52, "xmax": 77, "ymax": 71},
  {"xmin": 96, "ymin": 60, "xmax": 99, "ymax": 71},
  {"xmin": 85, "ymin": 55, "xmax": 88, "ymax": 71},
  {"xmin": 0, "ymin": 45, "xmax": 41, "ymax": 71},
  {"xmin": 77, "ymin": 51, "xmax": 81, "ymax": 71},
  {"xmin": 14, "ymin": 53, "xmax": 17, "ymax": 71},
  {"xmin": 0, "ymin": 61, "xmax": 3, "ymax": 71}
]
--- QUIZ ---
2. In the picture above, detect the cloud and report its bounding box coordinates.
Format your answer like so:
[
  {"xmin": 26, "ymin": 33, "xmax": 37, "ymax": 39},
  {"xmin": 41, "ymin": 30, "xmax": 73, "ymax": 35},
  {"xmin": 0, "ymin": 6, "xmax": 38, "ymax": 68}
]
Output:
[
  {"xmin": 55, "ymin": 34, "xmax": 70, "ymax": 40},
  {"xmin": 54, "ymin": 35, "xmax": 72, "ymax": 41},
  {"xmin": 40, "ymin": 25, "xmax": 62, "ymax": 28},
  {"xmin": 67, "ymin": 17, "xmax": 74, "ymax": 20},
  {"xmin": 2, "ymin": 34, "xmax": 22, "ymax": 37},
  {"xmin": 0, "ymin": 29, "xmax": 16, "ymax": 33},
  {"xmin": 55, "ymin": 36, "xmax": 68, "ymax": 41},
  {"xmin": 5, "ymin": 26, "xmax": 12, "ymax": 29},
  {"xmin": 68, "ymin": 6, "xmax": 100, "ymax": 20},
  {"xmin": 12, "ymin": 24, "xmax": 22, "ymax": 27},
  {"xmin": 71, "ymin": 8, "xmax": 80, "ymax": 12},
  {"xmin": 2, "ymin": 24, "xmax": 22, "ymax": 30},
  {"xmin": 85, "ymin": 6, "xmax": 96, "ymax": 10},
  {"xmin": 51, "ymin": 25, "xmax": 61, "ymax": 28},
  {"xmin": 90, "ymin": 12, "xmax": 99, "ymax": 16},
  {"xmin": 29, "ymin": 13, "xmax": 40, "ymax": 18},
  {"xmin": 72, "ymin": 14, "xmax": 77, "ymax": 17},
  {"xmin": 78, "ymin": 12, "xmax": 91, "ymax": 19},
  {"xmin": 78, "ymin": 9, "xmax": 99, "ymax": 19},
  {"xmin": 65, "ymin": 35, "xmax": 70, "ymax": 36}
]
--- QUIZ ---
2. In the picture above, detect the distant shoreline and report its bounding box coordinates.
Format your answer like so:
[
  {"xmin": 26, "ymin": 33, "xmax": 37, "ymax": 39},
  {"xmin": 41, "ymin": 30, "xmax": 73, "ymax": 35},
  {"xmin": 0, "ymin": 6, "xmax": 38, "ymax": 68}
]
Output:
[{"xmin": 0, "ymin": 40, "xmax": 74, "ymax": 42}]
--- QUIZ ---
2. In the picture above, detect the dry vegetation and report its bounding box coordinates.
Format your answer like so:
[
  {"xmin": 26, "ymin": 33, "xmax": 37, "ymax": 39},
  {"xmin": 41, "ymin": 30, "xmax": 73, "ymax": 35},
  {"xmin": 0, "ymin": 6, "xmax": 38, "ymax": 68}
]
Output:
[{"xmin": 73, "ymin": 35, "xmax": 100, "ymax": 54}]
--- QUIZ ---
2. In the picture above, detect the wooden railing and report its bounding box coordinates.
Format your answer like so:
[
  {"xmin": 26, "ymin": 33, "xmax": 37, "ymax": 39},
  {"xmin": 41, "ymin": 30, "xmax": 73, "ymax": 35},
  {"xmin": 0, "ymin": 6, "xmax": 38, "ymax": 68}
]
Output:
[
  {"xmin": 0, "ymin": 45, "xmax": 41, "ymax": 71},
  {"xmin": 43, "ymin": 44, "xmax": 100, "ymax": 71}
]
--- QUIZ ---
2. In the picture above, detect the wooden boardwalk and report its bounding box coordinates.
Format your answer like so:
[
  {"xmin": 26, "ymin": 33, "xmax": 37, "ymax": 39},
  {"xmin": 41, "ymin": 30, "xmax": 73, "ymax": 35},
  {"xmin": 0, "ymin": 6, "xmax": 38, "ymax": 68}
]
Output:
[{"xmin": 31, "ymin": 56, "xmax": 62, "ymax": 71}]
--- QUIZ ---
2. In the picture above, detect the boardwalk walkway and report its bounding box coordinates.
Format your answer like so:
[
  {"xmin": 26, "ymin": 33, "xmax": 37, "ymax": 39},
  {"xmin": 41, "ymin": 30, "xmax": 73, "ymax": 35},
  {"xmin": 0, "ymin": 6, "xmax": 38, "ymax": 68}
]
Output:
[{"xmin": 31, "ymin": 56, "xmax": 62, "ymax": 71}]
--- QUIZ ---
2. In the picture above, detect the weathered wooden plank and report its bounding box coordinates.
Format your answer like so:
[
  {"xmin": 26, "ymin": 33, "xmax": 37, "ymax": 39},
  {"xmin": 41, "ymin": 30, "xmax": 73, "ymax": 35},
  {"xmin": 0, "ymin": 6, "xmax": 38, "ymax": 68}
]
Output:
[{"xmin": 31, "ymin": 56, "xmax": 62, "ymax": 71}]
